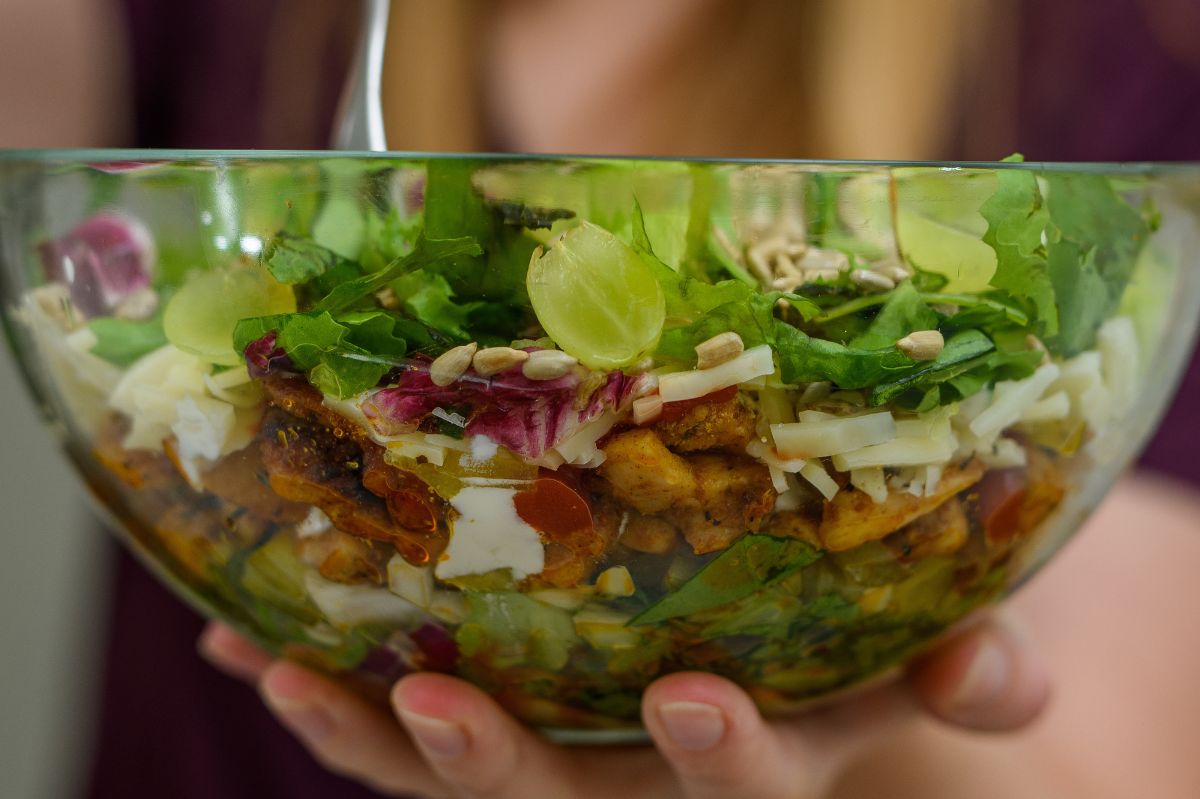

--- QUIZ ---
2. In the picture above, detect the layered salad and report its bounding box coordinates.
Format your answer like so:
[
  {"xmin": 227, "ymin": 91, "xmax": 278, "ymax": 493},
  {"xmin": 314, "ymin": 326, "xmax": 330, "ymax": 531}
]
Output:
[{"xmin": 15, "ymin": 157, "xmax": 1157, "ymax": 728}]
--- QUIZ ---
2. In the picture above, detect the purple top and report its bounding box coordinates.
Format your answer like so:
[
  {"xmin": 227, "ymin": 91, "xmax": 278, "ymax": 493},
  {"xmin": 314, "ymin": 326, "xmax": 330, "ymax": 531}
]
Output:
[{"xmin": 83, "ymin": 2, "xmax": 1200, "ymax": 798}]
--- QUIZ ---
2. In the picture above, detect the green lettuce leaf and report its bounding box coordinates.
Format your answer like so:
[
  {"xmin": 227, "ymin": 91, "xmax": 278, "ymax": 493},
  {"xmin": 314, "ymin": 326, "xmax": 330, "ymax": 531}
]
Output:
[
  {"xmin": 456, "ymin": 592, "xmax": 578, "ymax": 670},
  {"xmin": 630, "ymin": 535, "xmax": 823, "ymax": 626},
  {"xmin": 86, "ymin": 317, "xmax": 167, "ymax": 367}
]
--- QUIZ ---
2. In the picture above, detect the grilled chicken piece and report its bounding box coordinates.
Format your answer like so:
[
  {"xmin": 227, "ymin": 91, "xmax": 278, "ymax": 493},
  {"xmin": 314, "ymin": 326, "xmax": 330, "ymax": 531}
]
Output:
[
  {"xmin": 761, "ymin": 509, "xmax": 823, "ymax": 548},
  {"xmin": 620, "ymin": 511, "xmax": 681, "ymax": 555},
  {"xmin": 94, "ymin": 412, "xmax": 180, "ymax": 492},
  {"xmin": 654, "ymin": 395, "xmax": 756, "ymax": 453},
  {"xmin": 819, "ymin": 459, "xmax": 984, "ymax": 552},
  {"xmin": 297, "ymin": 528, "xmax": 388, "ymax": 585},
  {"xmin": 201, "ymin": 440, "xmax": 309, "ymax": 524},
  {"xmin": 886, "ymin": 497, "xmax": 969, "ymax": 561},
  {"xmin": 667, "ymin": 454, "xmax": 776, "ymax": 554},
  {"xmin": 597, "ymin": 429, "xmax": 699, "ymax": 514},
  {"xmin": 261, "ymin": 375, "xmax": 368, "ymax": 441}
]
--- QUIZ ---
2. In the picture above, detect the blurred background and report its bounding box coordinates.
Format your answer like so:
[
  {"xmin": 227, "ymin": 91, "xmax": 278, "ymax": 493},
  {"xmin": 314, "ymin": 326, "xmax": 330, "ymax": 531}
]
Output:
[{"xmin": 1, "ymin": 1, "xmax": 1199, "ymax": 797}]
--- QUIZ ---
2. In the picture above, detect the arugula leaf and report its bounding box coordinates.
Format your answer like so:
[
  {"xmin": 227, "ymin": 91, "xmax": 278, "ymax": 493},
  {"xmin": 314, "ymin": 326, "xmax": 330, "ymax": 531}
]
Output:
[
  {"xmin": 313, "ymin": 234, "xmax": 482, "ymax": 314},
  {"xmin": 980, "ymin": 164, "xmax": 1059, "ymax": 337},
  {"xmin": 264, "ymin": 233, "xmax": 355, "ymax": 285},
  {"xmin": 630, "ymin": 535, "xmax": 823, "ymax": 626},
  {"xmin": 86, "ymin": 317, "xmax": 168, "ymax": 367}
]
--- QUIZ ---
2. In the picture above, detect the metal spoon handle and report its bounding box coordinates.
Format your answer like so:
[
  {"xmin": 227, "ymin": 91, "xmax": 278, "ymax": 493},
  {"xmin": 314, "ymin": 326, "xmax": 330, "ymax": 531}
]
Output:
[{"xmin": 332, "ymin": 0, "xmax": 390, "ymax": 151}]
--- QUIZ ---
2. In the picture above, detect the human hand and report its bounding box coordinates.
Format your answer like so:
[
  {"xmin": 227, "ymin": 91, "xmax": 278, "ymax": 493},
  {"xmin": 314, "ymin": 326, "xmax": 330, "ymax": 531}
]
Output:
[{"xmin": 199, "ymin": 615, "xmax": 1048, "ymax": 799}]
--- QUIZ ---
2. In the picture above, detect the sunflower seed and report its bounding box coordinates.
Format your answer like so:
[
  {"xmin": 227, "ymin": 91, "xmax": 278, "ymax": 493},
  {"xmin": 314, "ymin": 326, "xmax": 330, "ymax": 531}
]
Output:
[
  {"xmin": 695, "ymin": 331, "xmax": 745, "ymax": 369},
  {"xmin": 429, "ymin": 342, "xmax": 478, "ymax": 386},
  {"xmin": 896, "ymin": 329, "xmax": 944, "ymax": 360},
  {"xmin": 522, "ymin": 349, "xmax": 578, "ymax": 380},
  {"xmin": 473, "ymin": 346, "xmax": 530, "ymax": 377},
  {"xmin": 851, "ymin": 269, "xmax": 896, "ymax": 293}
]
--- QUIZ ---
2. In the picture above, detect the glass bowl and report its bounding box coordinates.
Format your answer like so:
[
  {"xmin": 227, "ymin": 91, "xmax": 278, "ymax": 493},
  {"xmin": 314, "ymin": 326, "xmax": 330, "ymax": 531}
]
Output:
[{"xmin": 2, "ymin": 151, "xmax": 1197, "ymax": 742}]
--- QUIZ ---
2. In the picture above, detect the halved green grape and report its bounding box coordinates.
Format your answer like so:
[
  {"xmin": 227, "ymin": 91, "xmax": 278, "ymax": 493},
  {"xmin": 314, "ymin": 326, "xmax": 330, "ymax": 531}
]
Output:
[
  {"xmin": 526, "ymin": 222, "xmax": 665, "ymax": 370},
  {"xmin": 164, "ymin": 264, "xmax": 296, "ymax": 365}
]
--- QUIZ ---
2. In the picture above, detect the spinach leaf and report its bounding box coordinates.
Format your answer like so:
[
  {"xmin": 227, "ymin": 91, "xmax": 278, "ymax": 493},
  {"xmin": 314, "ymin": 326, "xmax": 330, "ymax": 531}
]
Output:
[
  {"xmin": 847, "ymin": 282, "xmax": 938, "ymax": 350},
  {"xmin": 391, "ymin": 270, "xmax": 481, "ymax": 342},
  {"xmin": 868, "ymin": 330, "xmax": 996, "ymax": 405},
  {"xmin": 630, "ymin": 535, "xmax": 823, "ymax": 626}
]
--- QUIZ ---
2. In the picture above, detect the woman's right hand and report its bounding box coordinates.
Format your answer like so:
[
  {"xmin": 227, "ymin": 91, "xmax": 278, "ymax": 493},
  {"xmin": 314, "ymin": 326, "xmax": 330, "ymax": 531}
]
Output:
[{"xmin": 200, "ymin": 613, "xmax": 1049, "ymax": 799}]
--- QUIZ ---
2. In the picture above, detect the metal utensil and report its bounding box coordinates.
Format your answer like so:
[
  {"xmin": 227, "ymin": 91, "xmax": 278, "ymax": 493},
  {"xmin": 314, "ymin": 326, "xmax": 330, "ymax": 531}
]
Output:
[{"xmin": 332, "ymin": 0, "xmax": 391, "ymax": 151}]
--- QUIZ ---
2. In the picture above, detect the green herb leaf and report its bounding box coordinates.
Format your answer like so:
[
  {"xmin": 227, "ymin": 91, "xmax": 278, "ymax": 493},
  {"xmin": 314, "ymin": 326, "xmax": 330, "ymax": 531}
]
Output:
[
  {"xmin": 1043, "ymin": 173, "xmax": 1149, "ymax": 355},
  {"xmin": 391, "ymin": 270, "xmax": 481, "ymax": 341},
  {"xmin": 86, "ymin": 317, "xmax": 168, "ymax": 367},
  {"xmin": 630, "ymin": 535, "xmax": 823, "ymax": 626},
  {"xmin": 264, "ymin": 233, "xmax": 356, "ymax": 285},
  {"xmin": 980, "ymin": 167, "xmax": 1059, "ymax": 337},
  {"xmin": 313, "ymin": 234, "xmax": 482, "ymax": 314}
]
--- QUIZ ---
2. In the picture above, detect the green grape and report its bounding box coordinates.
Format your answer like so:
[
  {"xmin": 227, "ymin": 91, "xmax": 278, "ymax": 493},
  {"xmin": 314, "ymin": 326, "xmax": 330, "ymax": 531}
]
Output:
[
  {"xmin": 527, "ymin": 222, "xmax": 665, "ymax": 370},
  {"xmin": 164, "ymin": 264, "xmax": 296, "ymax": 365}
]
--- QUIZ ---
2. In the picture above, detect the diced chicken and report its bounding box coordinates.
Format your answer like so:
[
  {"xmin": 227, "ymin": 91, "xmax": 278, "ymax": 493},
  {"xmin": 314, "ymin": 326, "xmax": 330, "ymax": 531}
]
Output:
[
  {"xmin": 93, "ymin": 412, "xmax": 179, "ymax": 492},
  {"xmin": 536, "ymin": 496, "xmax": 623, "ymax": 588},
  {"xmin": 668, "ymin": 454, "xmax": 776, "ymax": 554},
  {"xmin": 761, "ymin": 510, "xmax": 823, "ymax": 548},
  {"xmin": 654, "ymin": 395, "xmax": 756, "ymax": 453},
  {"xmin": 620, "ymin": 511, "xmax": 680, "ymax": 555},
  {"xmin": 819, "ymin": 459, "xmax": 984, "ymax": 552},
  {"xmin": 258, "ymin": 408, "xmax": 447, "ymax": 566},
  {"xmin": 201, "ymin": 440, "xmax": 309, "ymax": 524},
  {"xmin": 1016, "ymin": 444, "xmax": 1066, "ymax": 537},
  {"xmin": 886, "ymin": 497, "xmax": 969, "ymax": 561},
  {"xmin": 597, "ymin": 429, "xmax": 699, "ymax": 514},
  {"xmin": 298, "ymin": 529, "xmax": 389, "ymax": 585},
  {"xmin": 152, "ymin": 504, "xmax": 229, "ymax": 581}
]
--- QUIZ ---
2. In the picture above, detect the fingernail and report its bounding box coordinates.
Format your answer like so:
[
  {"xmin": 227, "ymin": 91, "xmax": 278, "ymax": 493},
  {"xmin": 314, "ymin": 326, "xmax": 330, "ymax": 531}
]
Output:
[
  {"xmin": 399, "ymin": 709, "xmax": 468, "ymax": 760},
  {"xmin": 954, "ymin": 637, "xmax": 1010, "ymax": 708},
  {"xmin": 263, "ymin": 695, "xmax": 336, "ymax": 741},
  {"xmin": 658, "ymin": 701, "xmax": 726, "ymax": 751}
]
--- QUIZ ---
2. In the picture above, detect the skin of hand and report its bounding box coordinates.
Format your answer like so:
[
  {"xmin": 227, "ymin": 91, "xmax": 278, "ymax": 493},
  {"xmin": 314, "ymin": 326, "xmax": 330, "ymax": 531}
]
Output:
[{"xmin": 198, "ymin": 612, "xmax": 1049, "ymax": 799}]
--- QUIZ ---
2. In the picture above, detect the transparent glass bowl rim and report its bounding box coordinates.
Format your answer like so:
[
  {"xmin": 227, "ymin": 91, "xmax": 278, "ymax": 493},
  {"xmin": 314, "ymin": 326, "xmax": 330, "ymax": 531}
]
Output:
[{"xmin": 2, "ymin": 148, "xmax": 1199, "ymax": 175}]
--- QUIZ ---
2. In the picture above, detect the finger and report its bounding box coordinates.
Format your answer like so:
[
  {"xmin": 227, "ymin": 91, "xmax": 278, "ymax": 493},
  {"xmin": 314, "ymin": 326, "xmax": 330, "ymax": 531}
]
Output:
[
  {"xmin": 197, "ymin": 622, "xmax": 274, "ymax": 683},
  {"xmin": 258, "ymin": 661, "xmax": 447, "ymax": 798},
  {"xmin": 393, "ymin": 673, "xmax": 613, "ymax": 799},
  {"xmin": 643, "ymin": 672, "xmax": 828, "ymax": 799},
  {"xmin": 909, "ymin": 613, "xmax": 1051, "ymax": 731}
]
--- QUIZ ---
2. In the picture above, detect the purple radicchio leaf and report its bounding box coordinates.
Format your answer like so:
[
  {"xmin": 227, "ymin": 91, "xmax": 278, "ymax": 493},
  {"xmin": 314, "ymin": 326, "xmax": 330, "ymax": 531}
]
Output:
[
  {"xmin": 361, "ymin": 351, "xmax": 652, "ymax": 460},
  {"xmin": 37, "ymin": 211, "xmax": 155, "ymax": 317}
]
